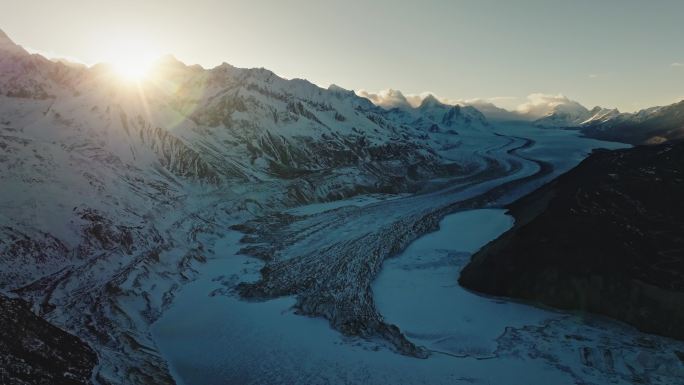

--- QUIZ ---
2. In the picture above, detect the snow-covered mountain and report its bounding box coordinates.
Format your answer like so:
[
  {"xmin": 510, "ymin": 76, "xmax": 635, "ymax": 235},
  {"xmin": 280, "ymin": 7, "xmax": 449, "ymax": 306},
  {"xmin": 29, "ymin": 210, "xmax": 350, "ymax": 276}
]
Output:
[
  {"xmin": 581, "ymin": 106, "xmax": 621, "ymax": 125},
  {"xmin": 358, "ymin": 89, "xmax": 525, "ymax": 123},
  {"xmin": 0, "ymin": 29, "xmax": 508, "ymax": 384},
  {"xmin": 358, "ymin": 90, "xmax": 622, "ymax": 127},
  {"xmin": 358, "ymin": 90, "xmax": 674, "ymax": 134},
  {"xmin": 356, "ymin": 89, "xmax": 491, "ymax": 131},
  {"xmin": 462, "ymin": 100, "xmax": 528, "ymax": 122},
  {"xmin": 513, "ymin": 91, "xmax": 684, "ymax": 144},
  {"xmin": 381, "ymin": 94, "xmax": 490, "ymax": 134},
  {"xmin": 532, "ymin": 101, "xmax": 592, "ymax": 128}
]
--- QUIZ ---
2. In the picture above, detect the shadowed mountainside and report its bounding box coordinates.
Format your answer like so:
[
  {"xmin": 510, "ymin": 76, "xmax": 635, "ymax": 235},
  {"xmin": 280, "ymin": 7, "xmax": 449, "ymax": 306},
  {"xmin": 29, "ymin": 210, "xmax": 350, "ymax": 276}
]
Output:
[
  {"xmin": 460, "ymin": 140, "xmax": 684, "ymax": 340},
  {"xmin": 581, "ymin": 100, "xmax": 684, "ymax": 145},
  {"xmin": 0, "ymin": 293, "xmax": 97, "ymax": 385}
]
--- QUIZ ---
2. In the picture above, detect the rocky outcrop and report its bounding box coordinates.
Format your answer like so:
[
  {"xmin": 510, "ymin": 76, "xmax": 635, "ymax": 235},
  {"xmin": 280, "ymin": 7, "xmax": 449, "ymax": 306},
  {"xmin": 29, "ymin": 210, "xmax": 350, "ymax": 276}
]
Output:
[
  {"xmin": 460, "ymin": 140, "xmax": 684, "ymax": 340},
  {"xmin": 0, "ymin": 293, "xmax": 97, "ymax": 385}
]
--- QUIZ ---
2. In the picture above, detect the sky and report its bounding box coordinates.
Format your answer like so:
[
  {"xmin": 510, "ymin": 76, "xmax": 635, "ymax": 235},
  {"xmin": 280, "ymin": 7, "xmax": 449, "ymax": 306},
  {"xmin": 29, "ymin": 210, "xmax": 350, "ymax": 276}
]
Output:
[{"xmin": 1, "ymin": 0, "xmax": 683, "ymax": 112}]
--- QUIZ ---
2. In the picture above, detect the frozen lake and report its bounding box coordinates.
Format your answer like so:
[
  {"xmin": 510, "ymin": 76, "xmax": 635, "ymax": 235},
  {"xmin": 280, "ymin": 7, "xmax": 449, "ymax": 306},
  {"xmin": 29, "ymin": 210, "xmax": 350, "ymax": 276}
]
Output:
[
  {"xmin": 153, "ymin": 208, "xmax": 684, "ymax": 385},
  {"xmin": 151, "ymin": 210, "xmax": 566, "ymax": 385}
]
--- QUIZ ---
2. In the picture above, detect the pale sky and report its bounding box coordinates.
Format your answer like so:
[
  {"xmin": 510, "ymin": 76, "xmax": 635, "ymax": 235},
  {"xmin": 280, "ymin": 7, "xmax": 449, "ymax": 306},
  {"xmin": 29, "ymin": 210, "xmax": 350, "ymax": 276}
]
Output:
[{"xmin": 1, "ymin": 0, "xmax": 683, "ymax": 112}]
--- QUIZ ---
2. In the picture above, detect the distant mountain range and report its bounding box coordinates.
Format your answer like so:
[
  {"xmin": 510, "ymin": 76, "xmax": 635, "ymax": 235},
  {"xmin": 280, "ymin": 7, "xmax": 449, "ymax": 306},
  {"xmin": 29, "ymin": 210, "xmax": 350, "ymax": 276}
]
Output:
[
  {"xmin": 356, "ymin": 86, "xmax": 684, "ymax": 145},
  {"xmin": 524, "ymin": 97, "xmax": 684, "ymax": 145},
  {"xmin": 581, "ymin": 101, "xmax": 684, "ymax": 144},
  {"xmin": 508, "ymin": 98, "xmax": 684, "ymax": 145}
]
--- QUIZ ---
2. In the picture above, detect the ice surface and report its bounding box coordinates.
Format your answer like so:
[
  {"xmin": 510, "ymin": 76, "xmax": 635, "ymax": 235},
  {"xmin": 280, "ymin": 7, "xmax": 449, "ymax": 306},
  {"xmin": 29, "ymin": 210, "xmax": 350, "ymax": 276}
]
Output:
[
  {"xmin": 153, "ymin": 208, "xmax": 684, "ymax": 385},
  {"xmin": 373, "ymin": 209, "xmax": 536, "ymax": 358},
  {"xmin": 151, "ymin": 216, "xmax": 571, "ymax": 385},
  {"xmin": 286, "ymin": 193, "xmax": 410, "ymax": 216}
]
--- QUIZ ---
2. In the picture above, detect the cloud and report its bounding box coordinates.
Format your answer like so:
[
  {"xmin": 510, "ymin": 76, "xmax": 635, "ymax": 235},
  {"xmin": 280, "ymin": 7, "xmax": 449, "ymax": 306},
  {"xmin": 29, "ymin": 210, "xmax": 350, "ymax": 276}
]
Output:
[
  {"xmin": 357, "ymin": 89, "xmax": 592, "ymax": 121},
  {"xmin": 514, "ymin": 93, "xmax": 585, "ymax": 118},
  {"xmin": 357, "ymin": 89, "xmax": 457, "ymax": 109},
  {"xmin": 487, "ymin": 96, "xmax": 519, "ymax": 103},
  {"xmin": 356, "ymin": 89, "xmax": 528, "ymax": 121},
  {"xmin": 356, "ymin": 89, "xmax": 413, "ymax": 108},
  {"xmin": 588, "ymin": 72, "xmax": 617, "ymax": 79},
  {"xmin": 672, "ymin": 62, "xmax": 684, "ymax": 68},
  {"xmin": 458, "ymin": 96, "xmax": 520, "ymax": 111}
]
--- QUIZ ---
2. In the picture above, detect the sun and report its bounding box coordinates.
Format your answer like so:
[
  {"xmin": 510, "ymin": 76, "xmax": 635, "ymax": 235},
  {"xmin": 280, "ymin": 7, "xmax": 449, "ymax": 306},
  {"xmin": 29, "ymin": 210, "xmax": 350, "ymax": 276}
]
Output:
[
  {"xmin": 104, "ymin": 38, "xmax": 159, "ymax": 83},
  {"xmin": 111, "ymin": 54, "xmax": 156, "ymax": 82},
  {"xmin": 112, "ymin": 57, "xmax": 151, "ymax": 81}
]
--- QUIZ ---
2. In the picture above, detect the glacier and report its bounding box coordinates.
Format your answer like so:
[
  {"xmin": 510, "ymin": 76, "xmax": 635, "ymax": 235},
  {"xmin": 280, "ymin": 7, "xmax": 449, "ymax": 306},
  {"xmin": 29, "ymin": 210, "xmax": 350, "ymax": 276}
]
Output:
[{"xmin": 1, "ymin": 27, "xmax": 683, "ymax": 385}]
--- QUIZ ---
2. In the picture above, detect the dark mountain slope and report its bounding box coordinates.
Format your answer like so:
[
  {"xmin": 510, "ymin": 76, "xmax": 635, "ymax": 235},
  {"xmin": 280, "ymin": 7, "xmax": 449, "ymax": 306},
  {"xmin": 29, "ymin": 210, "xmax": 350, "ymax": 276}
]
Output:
[
  {"xmin": 459, "ymin": 140, "xmax": 684, "ymax": 340},
  {"xmin": 0, "ymin": 293, "xmax": 97, "ymax": 385}
]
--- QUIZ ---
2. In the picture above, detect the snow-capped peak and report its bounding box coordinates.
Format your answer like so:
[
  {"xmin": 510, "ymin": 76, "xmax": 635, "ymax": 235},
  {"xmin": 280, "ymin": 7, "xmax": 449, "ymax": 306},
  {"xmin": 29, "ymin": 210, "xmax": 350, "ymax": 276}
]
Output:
[
  {"xmin": 533, "ymin": 99, "xmax": 594, "ymax": 128},
  {"xmin": 418, "ymin": 93, "xmax": 442, "ymax": 109},
  {"xmin": 357, "ymin": 88, "xmax": 412, "ymax": 109},
  {"xmin": 581, "ymin": 106, "xmax": 621, "ymax": 125},
  {"xmin": 327, "ymin": 84, "xmax": 348, "ymax": 92}
]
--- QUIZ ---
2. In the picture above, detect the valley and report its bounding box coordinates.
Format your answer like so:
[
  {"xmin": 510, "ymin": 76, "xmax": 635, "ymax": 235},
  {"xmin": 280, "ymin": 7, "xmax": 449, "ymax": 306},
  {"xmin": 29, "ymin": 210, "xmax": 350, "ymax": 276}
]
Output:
[
  {"xmin": 1, "ymin": 25, "xmax": 684, "ymax": 385},
  {"xmin": 148, "ymin": 127, "xmax": 683, "ymax": 385}
]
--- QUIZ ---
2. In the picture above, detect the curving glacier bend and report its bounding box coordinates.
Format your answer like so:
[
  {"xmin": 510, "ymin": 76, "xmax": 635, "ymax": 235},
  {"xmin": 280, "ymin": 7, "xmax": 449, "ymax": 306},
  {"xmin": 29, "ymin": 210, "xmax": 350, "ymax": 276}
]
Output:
[{"xmin": 1, "ymin": 30, "xmax": 683, "ymax": 385}]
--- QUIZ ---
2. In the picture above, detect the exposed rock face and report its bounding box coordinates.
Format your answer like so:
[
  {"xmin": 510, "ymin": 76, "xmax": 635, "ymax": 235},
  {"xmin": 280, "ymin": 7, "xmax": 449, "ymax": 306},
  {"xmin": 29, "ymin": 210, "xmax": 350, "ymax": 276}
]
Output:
[
  {"xmin": 0, "ymin": 293, "xmax": 97, "ymax": 385},
  {"xmin": 460, "ymin": 140, "xmax": 684, "ymax": 340}
]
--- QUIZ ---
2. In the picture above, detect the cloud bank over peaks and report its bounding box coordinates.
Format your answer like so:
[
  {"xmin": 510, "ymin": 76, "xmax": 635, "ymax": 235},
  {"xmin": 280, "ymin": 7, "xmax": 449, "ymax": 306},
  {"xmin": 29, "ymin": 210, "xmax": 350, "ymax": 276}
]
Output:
[
  {"xmin": 356, "ymin": 89, "xmax": 423, "ymax": 109},
  {"xmin": 515, "ymin": 93, "xmax": 588, "ymax": 118},
  {"xmin": 356, "ymin": 89, "xmax": 520, "ymax": 113},
  {"xmin": 356, "ymin": 89, "xmax": 597, "ymax": 123}
]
